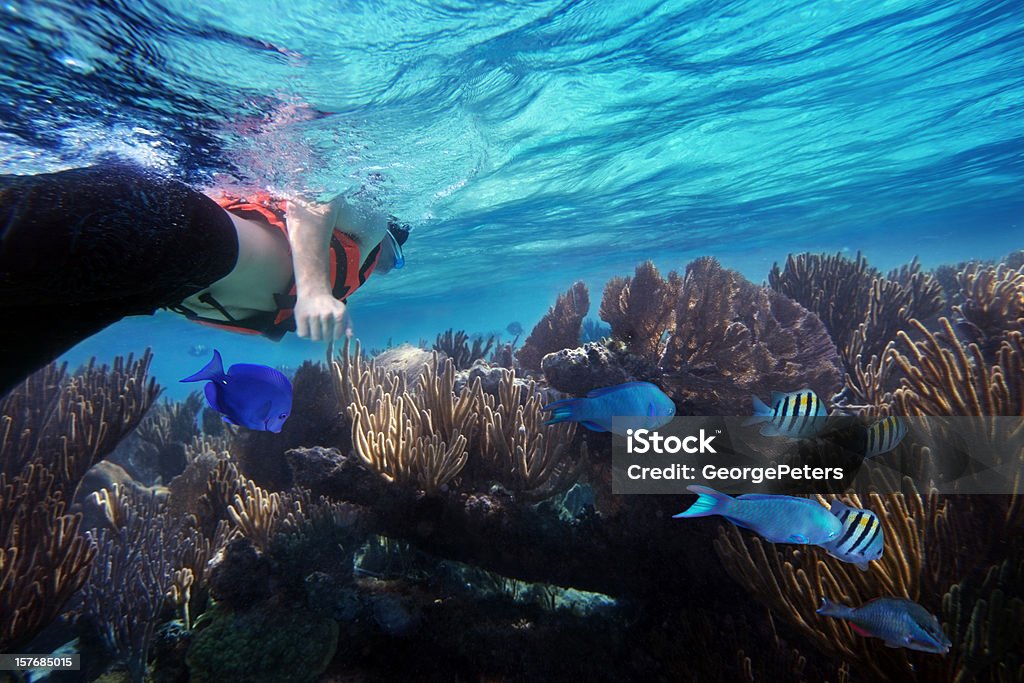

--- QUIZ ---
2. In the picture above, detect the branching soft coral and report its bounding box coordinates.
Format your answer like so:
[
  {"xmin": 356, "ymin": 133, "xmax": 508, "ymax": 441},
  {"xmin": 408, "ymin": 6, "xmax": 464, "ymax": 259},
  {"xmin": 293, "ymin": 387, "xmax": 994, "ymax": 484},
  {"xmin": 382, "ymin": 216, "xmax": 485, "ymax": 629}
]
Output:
[
  {"xmin": 334, "ymin": 341, "xmax": 584, "ymax": 499},
  {"xmin": 891, "ymin": 318, "xmax": 1023, "ymax": 417},
  {"xmin": 1, "ymin": 353, "xmax": 158, "ymax": 653},
  {"xmin": 953, "ymin": 263, "xmax": 1024, "ymax": 357}
]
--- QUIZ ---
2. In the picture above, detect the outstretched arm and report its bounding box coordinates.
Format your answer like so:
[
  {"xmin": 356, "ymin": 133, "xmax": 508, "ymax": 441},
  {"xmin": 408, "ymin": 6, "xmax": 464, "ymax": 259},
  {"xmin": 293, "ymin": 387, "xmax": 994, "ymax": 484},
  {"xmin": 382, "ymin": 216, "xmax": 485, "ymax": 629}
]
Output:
[{"xmin": 286, "ymin": 196, "xmax": 388, "ymax": 341}]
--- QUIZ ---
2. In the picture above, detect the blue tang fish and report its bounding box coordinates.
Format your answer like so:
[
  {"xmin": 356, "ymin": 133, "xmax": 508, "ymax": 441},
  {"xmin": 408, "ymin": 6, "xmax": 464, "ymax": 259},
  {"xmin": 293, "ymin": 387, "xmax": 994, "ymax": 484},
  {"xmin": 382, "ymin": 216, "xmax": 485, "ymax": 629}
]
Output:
[
  {"xmin": 673, "ymin": 485, "xmax": 842, "ymax": 545},
  {"xmin": 181, "ymin": 350, "xmax": 292, "ymax": 432},
  {"xmin": 864, "ymin": 416, "xmax": 908, "ymax": 458},
  {"xmin": 745, "ymin": 389, "xmax": 827, "ymax": 438},
  {"xmin": 817, "ymin": 597, "xmax": 951, "ymax": 654},
  {"xmin": 542, "ymin": 381, "xmax": 675, "ymax": 435},
  {"xmin": 819, "ymin": 498, "xmax": 884, "ymax": 571}
]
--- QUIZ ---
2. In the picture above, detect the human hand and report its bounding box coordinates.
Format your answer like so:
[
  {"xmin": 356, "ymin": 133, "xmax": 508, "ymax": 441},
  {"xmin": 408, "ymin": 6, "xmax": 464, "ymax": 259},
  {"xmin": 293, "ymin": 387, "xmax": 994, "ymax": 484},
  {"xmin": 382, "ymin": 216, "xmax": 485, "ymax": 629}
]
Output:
[{"xmin": 292, "ymin": 292, "xmax": 351, "ymax": 341}]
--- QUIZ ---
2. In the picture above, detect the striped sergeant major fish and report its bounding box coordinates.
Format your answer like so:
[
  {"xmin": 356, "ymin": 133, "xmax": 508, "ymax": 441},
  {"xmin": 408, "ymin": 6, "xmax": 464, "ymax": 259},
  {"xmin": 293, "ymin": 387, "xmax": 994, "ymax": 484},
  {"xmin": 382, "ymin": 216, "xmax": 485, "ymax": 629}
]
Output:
[
  {"xmin": 744, "ymin": 389, "xmax": 827, "ymax": 438},
  {"xmin": 819, "ymin": 498, "xmax": 884, "ymax": 571},
  {"xmin": 864, "ymin": 416, "xmax": 908, "ymax": 458}
]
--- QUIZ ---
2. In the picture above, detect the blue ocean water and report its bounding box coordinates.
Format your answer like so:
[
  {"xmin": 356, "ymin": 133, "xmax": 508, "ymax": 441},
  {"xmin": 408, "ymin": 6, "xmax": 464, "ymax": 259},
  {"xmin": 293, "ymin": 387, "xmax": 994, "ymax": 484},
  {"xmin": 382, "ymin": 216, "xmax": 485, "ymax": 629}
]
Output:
[{"xmin": 1, "ymin": 0, "xmax": 1021, "ymax": 398}]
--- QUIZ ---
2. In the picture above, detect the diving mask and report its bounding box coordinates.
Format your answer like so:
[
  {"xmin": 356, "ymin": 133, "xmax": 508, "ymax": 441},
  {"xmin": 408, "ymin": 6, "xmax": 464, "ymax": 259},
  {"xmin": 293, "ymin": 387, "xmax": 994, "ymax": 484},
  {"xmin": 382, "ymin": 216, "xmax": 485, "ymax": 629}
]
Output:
[{"xmin": 377, "ymin": 219, "xmax": 409, "ymax": 273}]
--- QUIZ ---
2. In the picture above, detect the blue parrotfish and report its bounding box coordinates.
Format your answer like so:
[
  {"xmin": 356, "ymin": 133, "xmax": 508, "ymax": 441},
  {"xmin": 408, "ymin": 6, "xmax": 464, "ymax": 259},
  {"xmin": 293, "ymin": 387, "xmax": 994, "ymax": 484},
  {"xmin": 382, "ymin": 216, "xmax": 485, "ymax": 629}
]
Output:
[
  {"xmin": 817, "ymin": 597, "xmax": 951, "ymax": 654},
  {"xmin": 864, "ymin": 416, "xmax": 908, "ymax": 458},
  {"xmin": 819, "ymin": 498, "xmax": 884, "ymax": 570},
  {"xmin": 542, "ymin": 381, "xmax": 675, "ymax": 435},
  {"xmin": 181, "ymin": 350, "xmax": 292, "ymax": 432},
  {"xmin": 745, "ymin": 389, "xmax": 827, "ymax": 438},
  {"xmin": 673, "ymin": 485, "xmax": 842, "ymax": 545}
]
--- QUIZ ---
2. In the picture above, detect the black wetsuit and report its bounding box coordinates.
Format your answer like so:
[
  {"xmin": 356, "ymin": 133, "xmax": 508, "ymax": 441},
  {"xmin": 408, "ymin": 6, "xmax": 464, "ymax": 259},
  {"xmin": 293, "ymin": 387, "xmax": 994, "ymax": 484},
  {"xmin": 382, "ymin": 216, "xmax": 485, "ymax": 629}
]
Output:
[{"xmin": 0, "ymin": 164, "xmax": 238, "ymax": 397}]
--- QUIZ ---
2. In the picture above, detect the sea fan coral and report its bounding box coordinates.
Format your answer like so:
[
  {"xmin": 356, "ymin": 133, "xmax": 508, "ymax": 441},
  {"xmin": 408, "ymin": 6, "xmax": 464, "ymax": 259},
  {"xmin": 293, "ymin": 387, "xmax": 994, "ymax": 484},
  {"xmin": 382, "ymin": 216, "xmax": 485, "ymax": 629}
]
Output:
[
  {"xmin": 80, "ymin": 485, "xmax": 178, "ymax": 683},
  {"xmin": 599, "ymin": 260, "xmax": 680, "ymax": 359},
  {"xmin": 891, "ymin": 318, "xmax": 1023, "ymax": 417},
  {"xmin": 660, "ymin": 257, "xmax": 842, "ymax": 415},
  {"xmin": 517, "ymin": 281, "xmax": 590, "ymax": 371}
]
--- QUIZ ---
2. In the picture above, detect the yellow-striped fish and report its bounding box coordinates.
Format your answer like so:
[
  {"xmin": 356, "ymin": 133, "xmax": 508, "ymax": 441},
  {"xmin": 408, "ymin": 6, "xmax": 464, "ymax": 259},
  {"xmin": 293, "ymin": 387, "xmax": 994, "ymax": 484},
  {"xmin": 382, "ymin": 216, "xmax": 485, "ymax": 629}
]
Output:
[
  {"xmin": 819, "ymin": 499, "xmax": 884, "ymax": 571},
  {"xmin": 744, "ymin": 389, "xmax": 827, "ymax": 438},
  {"xmin": 864, "ymin": 416, "xmax": 908, "ymax": 458}
]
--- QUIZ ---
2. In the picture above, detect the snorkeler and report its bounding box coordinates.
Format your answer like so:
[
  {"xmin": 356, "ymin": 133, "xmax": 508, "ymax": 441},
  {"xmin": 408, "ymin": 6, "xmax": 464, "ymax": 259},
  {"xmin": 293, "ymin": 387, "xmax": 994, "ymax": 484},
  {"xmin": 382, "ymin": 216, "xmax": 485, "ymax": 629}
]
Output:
[{"xmin": 0, "ymin": 162, "xmax": 408, "ymax": 397}]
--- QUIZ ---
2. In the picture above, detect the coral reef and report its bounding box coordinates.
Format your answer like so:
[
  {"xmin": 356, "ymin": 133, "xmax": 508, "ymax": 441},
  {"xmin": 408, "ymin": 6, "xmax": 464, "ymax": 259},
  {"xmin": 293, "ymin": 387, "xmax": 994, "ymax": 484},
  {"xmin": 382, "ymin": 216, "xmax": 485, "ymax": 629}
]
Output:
[
  {"xmin": 120, "ymin": 393, "xmax": 204, "ymax": 486},
  {"xmin": 4, "ymin": 252, "xmax": 1014, "ymax": 683},
  {"xmin": 951, "ymin": 262, "xmax": 1024, "ymax": 358},
  {"xmin": 598, "ymin": 260, "xmax": 680, "ymax": 359},
  {"xmin": 170, "ymin": 462, "xmax": 359, "ymax": 683},
  {"xmin": 944, "ymin": 556, "xmax": 1024, "ymax": 683},
  {"xmin": 0, "ymin": 353, "xmax": 158, "ymax": 654},
  {"xmin": 336, "ymin": 341, "xmax": 585, "ymax": 500},
  {"xmin": 74, "ymin": 460, "xmax": 168, "ymax": 531},
  {"xmin": 342, "ymin": 350, "xmax": 471, "ymax": 495},
  {"xmin": 79, "ymin": 486, "xmax": 179, "ymax": 683},
  {"xmin": 206, "ymin": 537, "xmax": 273, "ymax": 607},
  {"xmin": 661, "ymin": 257, "xmax": 842, "ymax": 415},
  {"xmin": 890, "ymin": 318, "xmax": 1023, "ymax": 417},
  {"xmin": 768, "ymin": 252, "xmax": 877, "ymax": 358},
  {"xmin": 713, "ymin": 446, "xmax": 1024, "ymax": 683},
  {"xmin": 541, "ymin": 342, "xmax": 629, "ymax": 397},
  {"xmin": 768, "ymin": 252, "xmax": 944, "ymax": 395},
  {"xmin": 713, "ymin": 482, "xmax": 961, "ymax": 681},
  {"xmin": 709, "ymin": 254, "xmax": 1024, "ymax": 676},
  {"xmin": 516, "ymin": 281, "xmax": 590, "ymax": 371},
  {"xmin": 186, "ymin": 600, "xmax": 338, "ymax": 683}
]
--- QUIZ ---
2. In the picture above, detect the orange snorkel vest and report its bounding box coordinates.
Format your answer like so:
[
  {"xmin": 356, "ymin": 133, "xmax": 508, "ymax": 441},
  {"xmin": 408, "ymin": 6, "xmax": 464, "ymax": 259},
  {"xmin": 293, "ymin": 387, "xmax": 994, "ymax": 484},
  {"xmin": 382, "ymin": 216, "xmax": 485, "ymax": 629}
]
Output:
[{"xmin": 170, "ymin": 193, "xmax": 380, "ymax": 340}]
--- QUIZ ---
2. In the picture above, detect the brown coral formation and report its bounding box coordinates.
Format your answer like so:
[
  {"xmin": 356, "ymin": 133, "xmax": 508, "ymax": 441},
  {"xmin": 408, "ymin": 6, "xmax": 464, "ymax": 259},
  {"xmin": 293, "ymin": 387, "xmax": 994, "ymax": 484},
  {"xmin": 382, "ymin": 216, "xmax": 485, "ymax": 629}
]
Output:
[
  {"xmin": 952, "ymin": 262, "xmax": 1024, "ymax": 356},
  {"xmin": 433, "ymin": 329, "xmax": 496, "ymax": 370},
  {"xmin": 768, "ymin": 252, "xmax": 944, "ymax": 400},
  {"xmin": 0, "ymin": 353, "xmax": 158, "ymax": 653},
  {"xmin": 709, "ymin": 258, "xmax": 1024, "ymax": 676},
  {"xmin": 541, "ymin": 343, "xmax": 629, "ymax": 395},
  {"xmin": 661, "ymin": 257, "xmax": 842, "ymax": 415},
  {"xmin": 768, "ymin": 251, "xmax": 876, "ymax": 350},
  {"xmin": 335, "ymin": 341, "xmax": 584, "ymax": 500},
  {"xmin": 226, "ymin": 477, "xmax": 357, "ymax": 552},
  {"xmin": 126, "ymin": 392, "xmax": 205, "ymax": 484},
  {"xmin": 80, "ymin": 484, "xmax": 179, "ymax": 682},
  {"xmin": 890, "ymin": 318, "xmax": 1023, "ymax": 417},
  {"xmin": 713, "ymin": 480, "xmax": 972, "ymax": 681},
  {"xmin": 3, "ymin": 251, "xmax": 1013, "ymax": 681},
  {"xmin": 599, "ymin": 260, "xmax": 680, "ymax": 359},
  {"xmin": 943, "ymin": 556, "xmax": 1024, "ymax": 683},
  {"xmin": 516, "ymin": 280, "xmax": 589, "ymax": 371}
]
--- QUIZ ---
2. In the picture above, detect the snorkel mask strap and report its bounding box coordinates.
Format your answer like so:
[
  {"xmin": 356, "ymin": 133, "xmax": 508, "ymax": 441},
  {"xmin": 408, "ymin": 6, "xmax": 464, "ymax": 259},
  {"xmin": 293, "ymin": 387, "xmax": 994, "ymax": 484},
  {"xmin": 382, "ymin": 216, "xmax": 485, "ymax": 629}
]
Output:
[{"xmin": 384, "ymin": 227, "xmax": 405, "ymax": 269}]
